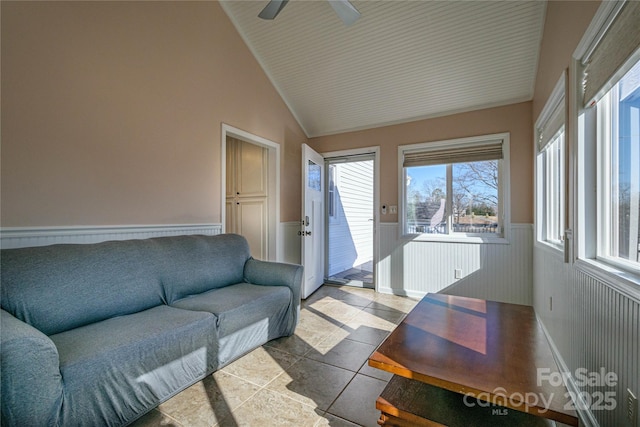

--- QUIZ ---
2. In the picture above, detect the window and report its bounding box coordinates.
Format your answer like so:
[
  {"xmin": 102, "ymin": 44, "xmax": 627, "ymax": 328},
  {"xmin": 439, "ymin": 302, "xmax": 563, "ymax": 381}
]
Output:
[
  {"xmin": 575, "ymin": 0, "xmax": 640, "ymax": 277},
  {"xmin": 536, "ymin": 74, "xmax": 566, "ymax": 248},
  {"xmin": 596, "ymin": 59, "xmax": 640, "ymax": 270},
  {"xmin": 328, "ymin": 164, "xmax": 337, "ymax": 218},
  {"xmin": 540, "ymin": 131, "xmax": 566, "ymax": 245},
  {"xmin": 400, "ymin": 134, "xmax": 508, "ymax": 239},
  {"xmin": 307, "ymin": 160, "xmax": 321, "ymax": 191}
]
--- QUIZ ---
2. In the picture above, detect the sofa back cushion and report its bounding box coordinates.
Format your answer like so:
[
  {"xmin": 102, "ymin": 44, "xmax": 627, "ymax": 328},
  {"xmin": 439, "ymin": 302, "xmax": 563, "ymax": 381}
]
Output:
[
  {"xmin": 1, "ymin": 239, "xmax": 165, "ymax": 335},
  {"xmin": 1, "ymin": 234, "xmax": 251, "ymax": 335},
  {"xmin": 154, "ymin": 234, "xmax": 251, "ymax": 303}
]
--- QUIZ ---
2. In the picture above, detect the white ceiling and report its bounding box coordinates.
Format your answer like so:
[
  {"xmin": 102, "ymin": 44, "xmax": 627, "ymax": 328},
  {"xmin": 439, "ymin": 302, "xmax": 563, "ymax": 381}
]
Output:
[{"xmin": 220, "ymin": 1, "xmax": 546, "ymax": 137}]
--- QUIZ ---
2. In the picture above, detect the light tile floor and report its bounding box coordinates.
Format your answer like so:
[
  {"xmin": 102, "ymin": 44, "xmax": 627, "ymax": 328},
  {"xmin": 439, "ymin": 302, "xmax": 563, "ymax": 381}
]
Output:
[{"xmin": 131, "ymin": 284, "xmax": 418, "ymax": 427}]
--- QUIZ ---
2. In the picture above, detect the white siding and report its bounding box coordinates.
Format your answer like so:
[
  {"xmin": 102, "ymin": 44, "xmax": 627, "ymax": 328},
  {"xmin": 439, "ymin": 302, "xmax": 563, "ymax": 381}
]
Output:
[{"xmin": 328, "ymin": 161, "xmax": 374, "ymax": 276}]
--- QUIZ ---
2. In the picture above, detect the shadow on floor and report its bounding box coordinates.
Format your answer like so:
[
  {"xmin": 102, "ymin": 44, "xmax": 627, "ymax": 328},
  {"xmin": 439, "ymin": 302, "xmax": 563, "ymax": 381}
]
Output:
[{"xmin": 135, "ymin": 284, "xmax": 418, "ymax": 426}]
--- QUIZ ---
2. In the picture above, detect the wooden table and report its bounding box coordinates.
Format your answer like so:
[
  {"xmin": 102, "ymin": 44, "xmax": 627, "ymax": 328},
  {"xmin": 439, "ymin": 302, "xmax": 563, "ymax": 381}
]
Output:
[{"xmin": 368, "ymin": 293, "xmax": 579, "ymax": 426}]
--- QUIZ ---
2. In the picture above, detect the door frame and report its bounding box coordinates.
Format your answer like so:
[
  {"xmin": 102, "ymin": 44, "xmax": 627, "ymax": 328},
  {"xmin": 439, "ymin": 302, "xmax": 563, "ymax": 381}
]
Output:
[
  {"xmin": 221, "ymin": 123, "xmax": 280, "ymax": 261},
  {"xmin": 322, "ymin": 146, "xmax": 380, "ymax": 291}
]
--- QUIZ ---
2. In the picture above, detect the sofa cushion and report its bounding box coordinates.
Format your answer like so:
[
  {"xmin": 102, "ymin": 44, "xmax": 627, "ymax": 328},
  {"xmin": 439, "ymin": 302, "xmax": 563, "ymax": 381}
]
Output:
[
  {"xmin": 1, "ymin": 240, "xmax": 166, "ymax": 335},
  {"xmin": 49, "ymin": 305, "xmax": 217, "ymax": 427},
  {"xmin": 0, "ymin": 234, "xmax": 251, "ymax": 335},
  {"xmin": 152, "ymin": 234, "xmax": 251, "ymax": 303},
  {"xmin": 171, "ymin": 282, "xmax": 291, "ymax": 339}
]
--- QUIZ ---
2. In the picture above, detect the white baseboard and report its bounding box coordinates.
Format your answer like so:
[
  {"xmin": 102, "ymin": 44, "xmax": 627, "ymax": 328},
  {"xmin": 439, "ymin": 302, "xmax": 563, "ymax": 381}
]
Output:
[
  {"xmin": 537, "ymin": 317, "xmax": 600, "ymax": 427},
  {"xmin": 0, "ymin": 224, "xmax": 223, "ymax": 249}
]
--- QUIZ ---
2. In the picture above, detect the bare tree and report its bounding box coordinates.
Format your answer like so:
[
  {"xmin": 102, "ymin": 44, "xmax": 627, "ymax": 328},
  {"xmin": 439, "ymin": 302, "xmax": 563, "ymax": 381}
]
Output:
[
  {"xmin": 406, "ymin": 162, "xmax": 499, "ymax": 231},
  {"xmin": 453, "ymin": 160, "xmax": 499, "ymax": 218},
  {"xmin": 451, "ymin": 191, "xmax": 469, "ymax": 225}
]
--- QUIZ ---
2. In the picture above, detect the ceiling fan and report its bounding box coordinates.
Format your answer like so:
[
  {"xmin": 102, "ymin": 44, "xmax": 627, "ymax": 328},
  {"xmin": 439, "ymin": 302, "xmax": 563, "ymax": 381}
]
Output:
[{"xmin": 258, "ymin": 0, "xmax": 361, "ymax": 26}]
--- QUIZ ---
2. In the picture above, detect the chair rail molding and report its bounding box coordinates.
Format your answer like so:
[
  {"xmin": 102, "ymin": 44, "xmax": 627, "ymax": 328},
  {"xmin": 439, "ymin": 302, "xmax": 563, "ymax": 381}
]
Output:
[{"xmin": 0, "ymin": 224, "xmax": 223, "ymax": 249}]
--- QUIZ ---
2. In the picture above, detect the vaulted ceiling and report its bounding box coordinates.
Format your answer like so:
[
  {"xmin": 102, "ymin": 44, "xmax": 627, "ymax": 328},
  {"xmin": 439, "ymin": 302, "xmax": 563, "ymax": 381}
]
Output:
[{"xmin": 220, "ymin": 1, "xmax": 547, "ymax": 137}]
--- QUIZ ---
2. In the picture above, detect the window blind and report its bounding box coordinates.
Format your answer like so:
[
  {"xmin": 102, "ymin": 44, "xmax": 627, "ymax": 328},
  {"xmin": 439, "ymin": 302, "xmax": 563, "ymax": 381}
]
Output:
[
  {"xmin": 535, "ymin": 71, "xmax": 566, "ymax": 152},
  {"xmin": 403, "ymin": 140, "xmax": 503, "ymax": 167},
  {"xmin": 536, "ymin": 100, "xmax": 565, "ymax": 152},
  {"xmin": 582, "ymin": 0, "xmax": 640, "ymax": 107}
]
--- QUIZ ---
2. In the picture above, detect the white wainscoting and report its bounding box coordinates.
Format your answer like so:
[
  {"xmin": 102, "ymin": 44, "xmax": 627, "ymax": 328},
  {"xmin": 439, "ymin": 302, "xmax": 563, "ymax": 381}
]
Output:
[
  {"xmin": 377, "ymin": 223, "xmax": 534, "ymax": 305},
  {"xmin": 0, "ymin": 224, "xmax": 223, "ymax": 249},
  {"xmin": 534, "ymin": 245, "xmax": 640, "ymax": 427},
  {"xmin": 279, "ymin": 221, "xmax": 302, "ymax": 265}
]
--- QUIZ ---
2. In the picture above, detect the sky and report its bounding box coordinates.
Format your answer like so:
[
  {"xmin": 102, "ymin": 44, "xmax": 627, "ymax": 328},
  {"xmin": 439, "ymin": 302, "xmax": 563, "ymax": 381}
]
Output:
[
  {"xmin": 406, "ymin": 165, "xmax": 445, "ymax": 192},
  {"xmin": 406, "ymin": 162, "xmax": 498, "ymax": 204}
]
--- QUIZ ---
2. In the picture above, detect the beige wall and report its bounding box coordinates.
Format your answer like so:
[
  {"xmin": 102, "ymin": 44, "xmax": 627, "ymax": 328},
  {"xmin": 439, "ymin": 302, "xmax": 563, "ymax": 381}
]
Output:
[
  {"xmin": 309, "ymin": 101, "xmax": 534, "ymax": 224},
  {"xmin": 532, "ymin": 0, "xmax": 600, "ymax": 121},
  {"xmin": 1, "ymin": 1, "xmax": 600, "ymax": 229},
  {"xmin": 1, "ymin": 1, "xmax": 307, "ymax": 227}
]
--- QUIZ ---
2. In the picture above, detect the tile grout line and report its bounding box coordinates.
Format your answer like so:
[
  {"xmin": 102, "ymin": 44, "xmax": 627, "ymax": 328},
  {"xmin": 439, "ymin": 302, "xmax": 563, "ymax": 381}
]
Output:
[
  {"xmin": 145, "ymin": 286, "xmax": 417, "ymax": 427},
  {"xmin": 154, "ymin": 408, "xmax": 187, "ymax": 427},
  {"xmin": 323, "ymin": 371, "xmax": 361, "ymax": 419},
  {"xmin": 213, "ymin": 355, "xmax": 305, "ymax": 427}
]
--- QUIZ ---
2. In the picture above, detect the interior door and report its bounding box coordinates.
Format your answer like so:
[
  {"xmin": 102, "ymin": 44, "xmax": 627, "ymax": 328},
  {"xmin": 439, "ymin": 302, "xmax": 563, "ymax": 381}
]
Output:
[
  {"xmin": 226, "ymin": 137, "xmax": 268, "ymax": 259},
  {"xmin": 301, "ymin": 144, "xmax": 325, "ymax": 299}
]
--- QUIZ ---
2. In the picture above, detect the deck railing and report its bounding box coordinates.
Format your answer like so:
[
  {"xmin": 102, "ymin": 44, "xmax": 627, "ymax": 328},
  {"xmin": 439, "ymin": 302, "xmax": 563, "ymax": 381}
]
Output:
[{"xmin": 407, "ymin": 221, "xmax": 498, "ymax": 234}]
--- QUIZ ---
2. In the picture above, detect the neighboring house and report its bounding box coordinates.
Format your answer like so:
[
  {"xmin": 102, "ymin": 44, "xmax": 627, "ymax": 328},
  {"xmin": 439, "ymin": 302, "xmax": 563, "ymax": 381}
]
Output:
[{"xmin": 327, "ymin": 161, "xmax": 374, "ymax": 278}]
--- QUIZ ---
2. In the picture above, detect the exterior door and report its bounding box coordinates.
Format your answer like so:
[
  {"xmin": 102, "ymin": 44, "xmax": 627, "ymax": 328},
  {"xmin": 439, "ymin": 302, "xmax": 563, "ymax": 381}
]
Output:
[
  {"xmin": 326, "ymin": 154, "xmax": 375, "ymax": 288},
  {"xmin": 301, "ymin": 144, "xmax": 325, "ymax": 299}
]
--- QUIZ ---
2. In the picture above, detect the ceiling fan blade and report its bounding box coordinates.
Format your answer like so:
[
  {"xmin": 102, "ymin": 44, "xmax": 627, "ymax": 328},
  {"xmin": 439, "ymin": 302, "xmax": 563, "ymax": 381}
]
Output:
[
  {"xmin": 258, "ymin": 0, "xmax": 289, "ymax": 20},
  {"xmin": 328, "ymin": 0, "xmax": 361, "ymax": 26}
]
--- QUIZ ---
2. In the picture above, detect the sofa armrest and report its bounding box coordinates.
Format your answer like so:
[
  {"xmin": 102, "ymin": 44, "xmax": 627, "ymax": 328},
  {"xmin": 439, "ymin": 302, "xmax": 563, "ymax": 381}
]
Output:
[
  {"xmin": 243, "ymin": 258, "xmax": 303, "ymax": 332},
  {"xmin": 1, "ymin": 309, "xmax": 64, "ymax": 426}
]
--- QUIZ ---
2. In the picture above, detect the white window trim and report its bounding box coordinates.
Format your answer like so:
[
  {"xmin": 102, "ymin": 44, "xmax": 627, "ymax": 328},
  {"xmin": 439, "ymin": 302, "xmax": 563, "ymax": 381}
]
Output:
[
  {"xmin": 535, "ymin": 73, "xmax": 566, "ymax": 254},
  {"xmin": 537, "ymin": 133, "xmax": 566, "ymax": 251},
  {"xmin": 596, "ymin": 90, "xmax": 614, "ymax": 264},
  {"xmin": 546, "ymin": 132, "xmax": 565, "ymax": 246},
  {"xmin": 398, "ymin": 133, "xmax": 511, "ymax": 244},
  {"xmin": 573, "ymin": 0, "xmax": 640, "ymax": 286},
  {"xmin": 596, "ymin": 87, "xmax": 640, "ymax": 275}
]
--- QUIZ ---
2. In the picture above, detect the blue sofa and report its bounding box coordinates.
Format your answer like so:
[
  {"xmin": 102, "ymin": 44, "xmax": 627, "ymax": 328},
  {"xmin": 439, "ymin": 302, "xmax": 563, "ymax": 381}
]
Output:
[{"xmin": 0, "ymin": 234, "xmax": 303, "ymax": 426}]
